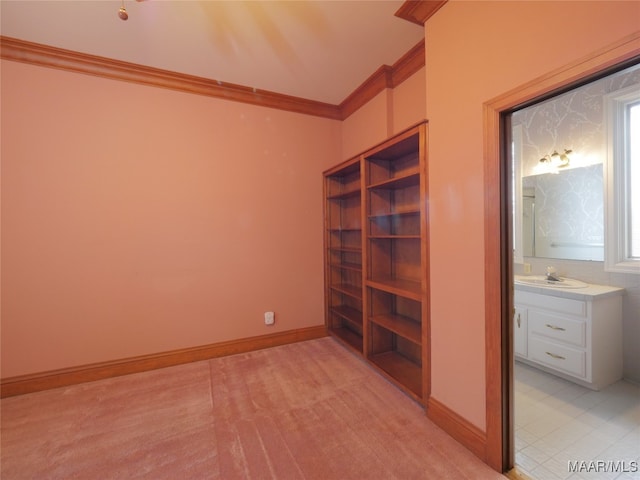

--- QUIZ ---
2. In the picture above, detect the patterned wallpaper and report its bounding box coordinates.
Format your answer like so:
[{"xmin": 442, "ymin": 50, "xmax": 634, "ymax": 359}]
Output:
[{"xmin": 514, "ymin": 65, "xmax": 640, "ymax": 177}]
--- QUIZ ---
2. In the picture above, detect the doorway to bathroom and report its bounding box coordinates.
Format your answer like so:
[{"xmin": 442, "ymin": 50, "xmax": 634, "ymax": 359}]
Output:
[
  {"xmin": 481, "ymin": 35, "xmax": 640, "ymax": 477},
  {"xmin": 504, "ymin": 61, "xmax": 640, "ymax": 479},
  {"xmin": 507, "ymin": 62, "xmax": 640, "ymax": 480}
]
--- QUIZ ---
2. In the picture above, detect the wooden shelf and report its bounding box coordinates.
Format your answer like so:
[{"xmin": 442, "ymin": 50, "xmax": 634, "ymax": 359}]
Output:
[
  {"xmin": 331, "ymin": 305, "xmax": 363, "ymax": 328},
  {"xmin": 368, "ymin": 210, "xmax": 421, "ymax": 237},
  {"xmin": 366, "ymin": 278, "xmax": 421, "ymax": 301},
  {"xmin": 327, "ymin": 189, "xmax": 361, "ymax": 200},
  {"xmin": 328, "ymin": 246, "xmax": 362, "ymax": 254},
  {"xmin": 368, "ymin": 235, "xmax": 420, "ymax": 239},
  {"xmin": 367, "ymin": 171, "xmax": 420, "ymax": 190},
  {"xmin": 331, "ymin": 327, "xmax": 363, "ymax": 353},
  {"xmin": 365, "ymin": 128, "xmax": 421, "ymax": 161},
  {"xmin": 330, "ymin": 262, "xmax": 362, "ymax": 272},
  {"xmin": 368, "ymin": 210, "xmax": 420, "ymax": 219},
  {"xmin": 330, "ymin": 283, "xmax": 362, "ymax": 300},
  {"xmin": 369, "ymin": 351, "xmax": 422, "ymax": 399},
  {"xmin": 369, "ymin": 313, "xmax": 421, "ymax": 345}
]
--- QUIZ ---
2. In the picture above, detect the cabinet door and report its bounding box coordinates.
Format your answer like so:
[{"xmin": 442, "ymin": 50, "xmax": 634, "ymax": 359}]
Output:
[{"xmin": 514, "ymin": 306, "xmax": 527, "ymax": 358}]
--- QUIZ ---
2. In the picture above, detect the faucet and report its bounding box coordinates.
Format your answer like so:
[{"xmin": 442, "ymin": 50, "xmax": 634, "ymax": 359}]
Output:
[{"xmin": 545, "ymin": 266, "xmax": 562, "ymax": 282}]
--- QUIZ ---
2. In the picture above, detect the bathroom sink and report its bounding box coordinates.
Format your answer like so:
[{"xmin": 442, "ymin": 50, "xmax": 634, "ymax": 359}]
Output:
[{"xmin": 514, "ymin": 275, "xmax": 588, "ymax": 289}]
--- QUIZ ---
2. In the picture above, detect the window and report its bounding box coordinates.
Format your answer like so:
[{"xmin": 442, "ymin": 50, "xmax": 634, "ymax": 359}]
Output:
[
  {"xmin": 630, "ymin": 102, "xmax": 640, "ymax": 258},
  {"xmin": 605, "ymin": 83, "xmax": 640, "ymax": 273}
]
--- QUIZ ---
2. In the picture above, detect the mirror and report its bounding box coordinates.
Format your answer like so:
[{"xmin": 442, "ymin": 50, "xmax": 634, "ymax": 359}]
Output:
[
  {"xmin": 511, "ymin": 64, "xmax": 640, "ymax": 264},
  {"xmin": 520, "ymin": 164, "xmax": 604, "ymax": 261}
]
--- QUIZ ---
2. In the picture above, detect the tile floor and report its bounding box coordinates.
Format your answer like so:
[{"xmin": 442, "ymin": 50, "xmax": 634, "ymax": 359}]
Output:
[{"xmin": 515, "ymin": 361, "xmax": 640, "ymax": 480}]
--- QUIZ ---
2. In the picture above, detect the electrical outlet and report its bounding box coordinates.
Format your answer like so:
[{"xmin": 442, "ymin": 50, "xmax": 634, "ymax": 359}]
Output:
[
  {"xmin": 524, "ymin": 263, "xmax": 532, "ymax": 274},
  {"xmin": 264, "ymin": 311, "xmax": 275, "ymax": 325}
]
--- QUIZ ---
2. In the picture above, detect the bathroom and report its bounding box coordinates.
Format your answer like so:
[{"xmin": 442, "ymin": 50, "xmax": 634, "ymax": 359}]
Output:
[{"xmin": 510, "ymin": 63, "xmax": 640, "ymax": 478}]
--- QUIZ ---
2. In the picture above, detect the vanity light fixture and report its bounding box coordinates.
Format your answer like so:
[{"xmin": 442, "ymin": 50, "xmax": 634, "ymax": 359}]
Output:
[{"xmin": 539, "ymin": 148, "xmax": 573, "ymax": 168}]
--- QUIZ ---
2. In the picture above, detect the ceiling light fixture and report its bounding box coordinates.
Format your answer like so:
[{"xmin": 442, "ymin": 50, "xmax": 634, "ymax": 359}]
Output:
[
  {"xmin": 118, "ymin": 0, "xmax": 147, "ymax": 21},
  {"xmin": 118, "ymin": 0, "xmax": 128, "ymax": 20}
]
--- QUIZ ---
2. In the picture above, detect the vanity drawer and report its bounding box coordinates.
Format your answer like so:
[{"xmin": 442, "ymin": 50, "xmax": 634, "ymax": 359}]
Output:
[
  {"xmin": 529, "ymin": 337, "xmax": 586, "ymax": 379},
  {"xmin": 515, "ymin": 291, "xmax": 586, "ymax": 317},
  {"xmin": 528, "ymin": 310, "xmax": 586, "ymax": 347}
]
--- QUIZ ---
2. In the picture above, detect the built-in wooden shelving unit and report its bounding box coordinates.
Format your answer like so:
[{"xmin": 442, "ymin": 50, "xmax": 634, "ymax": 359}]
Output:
[{"xmin": 323, "ymin": 122, "xmax": 429, "ymax": 404}]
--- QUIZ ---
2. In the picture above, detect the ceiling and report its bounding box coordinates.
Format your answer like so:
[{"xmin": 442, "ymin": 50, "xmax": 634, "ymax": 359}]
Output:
[{"xmin": 0, "ymin": 0, "xmax": 425, "ymax": 105}]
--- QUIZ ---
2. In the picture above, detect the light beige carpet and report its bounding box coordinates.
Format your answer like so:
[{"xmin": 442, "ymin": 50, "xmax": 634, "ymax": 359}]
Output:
[{"xmin": 1, "ymin": 337, "xmax": 505, "ymax": 479}]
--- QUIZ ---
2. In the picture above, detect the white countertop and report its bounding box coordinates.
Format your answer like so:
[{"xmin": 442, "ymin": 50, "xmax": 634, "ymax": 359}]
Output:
[{"xmin": 514, "ymin": 279, "xmax": 625, "ymax": 300}]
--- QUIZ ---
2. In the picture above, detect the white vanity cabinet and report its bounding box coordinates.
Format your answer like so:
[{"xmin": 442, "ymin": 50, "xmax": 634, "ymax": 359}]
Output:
[{"xmin": 514, "ymin": 284, "xmax": 624, "ymax": 390}]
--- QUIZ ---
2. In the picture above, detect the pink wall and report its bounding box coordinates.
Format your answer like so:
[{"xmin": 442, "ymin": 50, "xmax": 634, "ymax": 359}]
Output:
[
  {"xmin": 425, "ymin": 1, "xmax": 640, "ymax": 430},
  {"xmin": 341, "ymin": 90, "xmax": 390, "ymax": 159},
  {"xmin": 0, "ymin": 52, "xmax": 425, "ymax": 380},
  {"xmin": 392, "ymin": 66, "xmax": 426, "ymax": 134},
  {"xmin": 341, "ymin": 67, "xmax": 427, "ymax": 159},
  {"xmin": 1, "ymin": 60, "xmax": 341, "ymax": 378}
]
